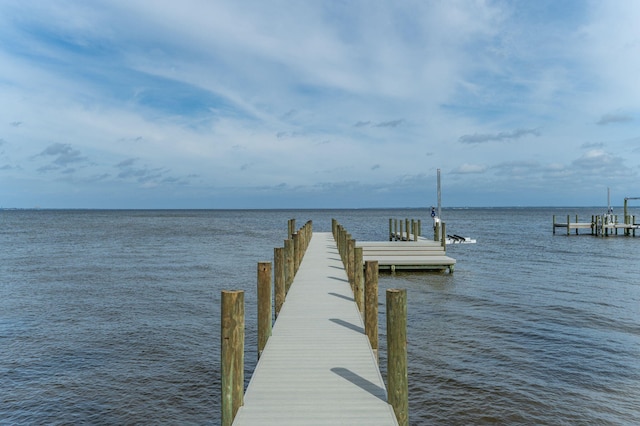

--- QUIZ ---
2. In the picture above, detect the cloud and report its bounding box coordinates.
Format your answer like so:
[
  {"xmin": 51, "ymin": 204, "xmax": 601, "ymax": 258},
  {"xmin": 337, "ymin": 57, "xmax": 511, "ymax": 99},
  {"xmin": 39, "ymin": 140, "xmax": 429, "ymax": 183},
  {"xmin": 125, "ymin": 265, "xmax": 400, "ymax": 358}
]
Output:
[
  {"xmin": 459, "ymin": 128, "xmax": 541, "ymax": 144},
  {"xmin": 353, "ymin": 119, "xmax": 404, "ymax": 128},
  {"xmin": 354, "ymin": 121, "xmax": 371, "ymax": 128},
  {"xmin": 36, "ymin": 143, "xmax": 88, "ymax": 170},
  {"xmin": 451, "ymin": 163, "xmax": 487, "ymax": 174},
  {"xmin": 375, "ymin": 119, "xmax": 404, "ymax": 128},
  {"xmin": 581, "ymin": 142, "xmax": 604, "ymax": 149},
  {"xmin": 597, "ymin": 113, "xmax": 633, "ymax": 125},
  {"xmin": 10, "ymin": 121, "xmax": 22, "ymax": 127},
  {"xmin": 371, "ymin": 164, "xmax": 380, "ymax": 170}
]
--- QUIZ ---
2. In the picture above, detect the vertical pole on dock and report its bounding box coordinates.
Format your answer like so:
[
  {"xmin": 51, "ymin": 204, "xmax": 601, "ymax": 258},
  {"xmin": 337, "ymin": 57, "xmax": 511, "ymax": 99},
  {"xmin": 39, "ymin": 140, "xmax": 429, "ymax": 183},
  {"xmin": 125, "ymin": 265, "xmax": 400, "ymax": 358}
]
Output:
[
  {"xmin": 221, "ymin": 290, "xmax": 244, "ymax": 426},
  {"xmin": 257, "ymin": 262, "xmax": 272, "ymax": 360},
  {"xmin": 553, "ymin": 215, "xmax": 556, "ymax": 234},
  {"xmin": 441, "ymin": 222, "xmax": 446, "ymax": 249},
  {"xmin": 405, "ymin": 218, "xmax": 409, "ymax": 241},
  {"xmin": 354, "ymin": 246, "xmax": 364, "ymax": 313},
  {"xmin": 567, "ymin": 215, "xmax": 570, "ymax": 236},
  {"xmin": 274, "ymin": 247, "xmax": 285, "ymax": 318},
  {"xmin": 365, "ymin": 260, "xmax": 379, "ymax": 362},
  {"xmin": 575, "ymin": 215, "xmax": 579, "ymax": 235},
  {"xmin": 389, "ymin": 218, "xmax": 393, "ymax": 241},
  {"xmin": 284, "ymin": 239, "xmax": 294, "ymax": 293},
  {"xmin": 293, "ymin": 232, "xmax": 300, "ymax": 274},
  {"xmin": 348, "ymin": 238, "xmax": 356, "ymax": 291},
  {"xmin": 288, "ymin": 218, "xmax": 296, "ymax": 240},
  {"xmin": 418, "ymin": 219, "xmax": 421, "ymax": 237},
  {"xmin": 387, "ymin": 288, "xmax": 408, "ymax": 426}
]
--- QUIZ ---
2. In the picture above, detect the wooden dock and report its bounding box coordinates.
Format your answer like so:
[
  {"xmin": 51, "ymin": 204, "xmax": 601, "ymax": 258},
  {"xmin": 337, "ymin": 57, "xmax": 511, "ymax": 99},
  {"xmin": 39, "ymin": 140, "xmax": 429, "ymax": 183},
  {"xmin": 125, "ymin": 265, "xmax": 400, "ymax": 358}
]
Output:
[
  {"xmin": 553, "ymin": 214, "xmax": 639, "ymax": 236},
  {"xmin": 232, "ymin": 232, "xmax": 399, "ymax": 425},
  {"xmin": 358, "ymin": 239, "xmax": 456, "ymax": 272}
]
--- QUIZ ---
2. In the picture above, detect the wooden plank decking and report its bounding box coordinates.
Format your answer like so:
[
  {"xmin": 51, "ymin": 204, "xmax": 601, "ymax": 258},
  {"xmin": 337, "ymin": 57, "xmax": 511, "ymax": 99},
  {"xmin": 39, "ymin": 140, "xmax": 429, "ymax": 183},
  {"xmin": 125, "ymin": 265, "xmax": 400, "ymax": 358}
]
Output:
[
  {"xmin": 232, "ymin": 232, "xmax": 398, "ymax": 425},
  {"xmin": 358, "ymin": 239, "xmax": 456, "ymax": 272}
]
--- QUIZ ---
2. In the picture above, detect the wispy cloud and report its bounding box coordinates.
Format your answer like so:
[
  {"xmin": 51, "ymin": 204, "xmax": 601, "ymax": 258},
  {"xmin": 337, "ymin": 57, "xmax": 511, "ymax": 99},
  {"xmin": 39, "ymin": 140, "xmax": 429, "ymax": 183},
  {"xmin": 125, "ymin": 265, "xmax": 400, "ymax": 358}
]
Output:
[
  {"xmin": 597, "ymin": 113, "xmax": 633, "ymax": 125},
  {"xmin": 35, "ymin": 143, "xmax": 88, "ymax": 171},
  {"xmin": 1, "ymin": 1, "xmax": 640, "ymax": 207},
  {"xmin": 458, "ymin": 128, "xmax": 541, "ymax": 144},
  {"xmin": 451, "ymin": 164, "xmax": 487, "ymax": 174}
]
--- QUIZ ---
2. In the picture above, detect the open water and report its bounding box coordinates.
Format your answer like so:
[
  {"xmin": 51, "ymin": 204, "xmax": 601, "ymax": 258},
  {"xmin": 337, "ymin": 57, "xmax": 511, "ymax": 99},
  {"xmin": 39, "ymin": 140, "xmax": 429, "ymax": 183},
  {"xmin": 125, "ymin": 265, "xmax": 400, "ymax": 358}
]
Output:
[{"xmin": 1, "ymin": 208, "xmax": 639, "ymax": 425}]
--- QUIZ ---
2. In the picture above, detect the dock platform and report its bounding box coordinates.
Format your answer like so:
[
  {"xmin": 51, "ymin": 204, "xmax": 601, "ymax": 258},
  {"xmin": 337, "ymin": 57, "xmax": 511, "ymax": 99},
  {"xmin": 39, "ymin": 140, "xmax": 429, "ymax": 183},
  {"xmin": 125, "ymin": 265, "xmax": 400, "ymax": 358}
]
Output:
[
  {"xmin": 232, "ymin": 232, "xmax": 398, "ymax": 425},
  {"xmin": 358, "ymin": 239, "xmax": 456, "ymax": 272}
]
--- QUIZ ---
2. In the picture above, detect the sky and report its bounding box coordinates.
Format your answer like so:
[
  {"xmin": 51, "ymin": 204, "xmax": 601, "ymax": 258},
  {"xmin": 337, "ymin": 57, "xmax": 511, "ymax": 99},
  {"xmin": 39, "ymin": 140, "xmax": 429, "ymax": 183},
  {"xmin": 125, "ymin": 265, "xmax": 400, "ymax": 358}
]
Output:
[{"xmin": 1, "ymin": 0, "xmax": 640, "ymax": 209}]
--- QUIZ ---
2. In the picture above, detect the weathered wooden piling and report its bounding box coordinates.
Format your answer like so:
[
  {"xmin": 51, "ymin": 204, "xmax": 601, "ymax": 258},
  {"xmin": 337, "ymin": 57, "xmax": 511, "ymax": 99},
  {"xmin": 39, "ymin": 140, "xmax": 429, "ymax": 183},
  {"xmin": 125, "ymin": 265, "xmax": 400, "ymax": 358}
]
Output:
[
  {"xmin": 284, "ymin": 238, "xmax": 294, "ymax": 294},
  {"xmin": 221, "ymin": 290, "xmax": 244, "ymax": 426},
  {"xmin": 354, "ymin": 246, "xmax": 364, "ymax": 313},
  {"xmin": 274, "ymin": 247, "xmax": 285, "ymax": 318},
  {"xmin": 365, "ymin": 260, "xmax": 379, "ymax": 361},
  {"xmin": 257, "ymin": 262, "xmax": 272, "ymax": 359},
  {"xmin": 387, "ymin": 288, "xmax": 408, "ymax": 426}
]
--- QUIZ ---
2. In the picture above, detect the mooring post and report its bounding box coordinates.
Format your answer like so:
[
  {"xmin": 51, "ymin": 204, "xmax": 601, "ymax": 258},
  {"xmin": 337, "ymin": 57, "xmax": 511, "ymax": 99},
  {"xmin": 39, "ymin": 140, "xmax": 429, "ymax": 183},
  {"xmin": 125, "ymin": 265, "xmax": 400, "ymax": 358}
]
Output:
[
  {"xmin": 387, "ymin": 288, "xmax": 408, "ymax": 426},
  {"xmin": 354, "ymin": 246, "xmax": 364, "ymax": 313},
  {"xmin": 293, "ymin": 232, "xmax": 300, "ymax": 274},
  {"xmin": 365, "ymin": 260, "xmax": 379, "ymax": 362},
  {"xmin": 274, "ymin": 247, "xmax": 285, "ymax": 318},
  {"xmin": 389, "ymin": 218, "xmax": 393, "ymax": 241},
  {"xmin": 347, "ymin": 238, "xmax": 356, "ymax": 290},
  {"xmin": 441, "ymin": 222, "xmax": 446, "ymax": 249},
  {"xmin": 575, "ymin": 215, "xmax": 579, "ymax": 235},
  {"xmin": 221, "ymin": 290, "xmax": 244, "ymax": 426},
  {"xmin": 257, "ymin": 262, "xmax": 272, "ymax": 360},
  {"xmin": 567, "ymin": 215, "xmax": 570, "ymax": 236},
  {"xmin": 405, "ymin": 218, "xmax": 409, "ymax": 241},
  {"xmin": 284, "ymin": 239, "xmax": 294, "ymax": 293}
]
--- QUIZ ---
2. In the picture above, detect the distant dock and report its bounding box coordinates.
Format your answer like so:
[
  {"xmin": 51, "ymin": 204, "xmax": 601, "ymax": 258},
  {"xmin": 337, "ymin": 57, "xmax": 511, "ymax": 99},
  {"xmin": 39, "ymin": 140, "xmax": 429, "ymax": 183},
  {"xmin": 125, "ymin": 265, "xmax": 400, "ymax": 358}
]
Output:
[{"xmin": 553, "ymin": 214, "xmax": 639, "ymax": 236}]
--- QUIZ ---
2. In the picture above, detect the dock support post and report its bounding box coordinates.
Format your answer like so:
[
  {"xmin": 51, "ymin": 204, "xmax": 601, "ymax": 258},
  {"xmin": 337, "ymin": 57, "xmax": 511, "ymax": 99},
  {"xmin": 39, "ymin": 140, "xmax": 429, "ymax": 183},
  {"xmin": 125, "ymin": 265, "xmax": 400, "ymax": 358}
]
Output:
[
  {"xmin": 387, "ymin": 288, "xmax": 408, "ymax": 426},
  {"xmin": 284, "ymin": 239, "xmax": 294, "ymax": 293},
  {"xmin": 293, "ymin": 232, "xmax": 300, "ymax": 274},
  {"xmin": 389, "ymin": 218, "xmax": 393, "ymax": 241},
  {"xmin": 567, "ymin": 215, "xmax": 570, "ymax": 236},
  {"xmin": 348, "ymin": 238, "xmax": 356, "ymax": 291},
  {"xmin": 288, "ymin": 218, "xmax": 295, "ymax": 240},
  {"xmin": 441, "ymin": 222, "xmax": 446, "ymax": 249},
  {"xmin": 576, "ymin": 215, "xmax": 579, "ymax": 235},
  {"xmin": 405, "ymin": 218, "xmax": 410, "ymax": 241},
  {"xmin": 274, "ymin": 247, "xmax": 285, "ymax": 318},
  {"xmin": 365, "ymin": 261, "xmax": 379, "ymax": 362},
  {"xmin": 257, "ymin": 262, "xmax": 272, "ymax": 359},
  {"xmin": 354, "ymin": 247, "xmax": 364, "ymax": 313},
  {"xmin": 221, "ymin": 290, "xmax": 244, "ymax": 426}
]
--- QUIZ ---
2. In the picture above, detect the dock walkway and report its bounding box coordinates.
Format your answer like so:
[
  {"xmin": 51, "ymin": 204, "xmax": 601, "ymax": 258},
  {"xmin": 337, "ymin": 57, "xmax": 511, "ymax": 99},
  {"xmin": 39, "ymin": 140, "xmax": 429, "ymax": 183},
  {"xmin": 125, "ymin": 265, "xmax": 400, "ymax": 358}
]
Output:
[{"xmin": 232, "ymin": 232, "xmax": 398, "ymax": 425}]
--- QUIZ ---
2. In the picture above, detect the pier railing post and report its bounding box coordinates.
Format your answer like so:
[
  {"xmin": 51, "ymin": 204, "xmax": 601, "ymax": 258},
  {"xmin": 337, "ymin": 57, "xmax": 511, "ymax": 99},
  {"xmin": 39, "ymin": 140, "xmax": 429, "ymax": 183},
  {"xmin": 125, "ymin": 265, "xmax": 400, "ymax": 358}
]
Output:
[
  {"xmin": 387, "ymin": 288, "xmax": 408, "ymax": 426},
  {"xmin": 441, "ymin": 222, "xmax": 446, "ymax": 249},
  {"xmin": 221, "ymin": 290, "xmax": 244, "ymax": 426},
  {"xmin": 293, "ymin": 232, "xmax": 300, "ymax": 274},
  {"xmin": 257, "ymin": 262, "xmax": 272, "ymax": 359},
  {"xmin": 274, "ymin": 247, "xmax": 285, "ymax": 318},
  {"xmin": 284, "ymin": 239, "xmax": 294, "ymax": 293},
  {"xmin": 365, "ymin": 260, "xmax": 379, "ymax": 362},
  {"xmin": 354, "ymin": 246, "xmax": 364, "ymax": 313},
  {"xmin": 347, "ymin": 238, "xmax": 356, "ymax": 290}
]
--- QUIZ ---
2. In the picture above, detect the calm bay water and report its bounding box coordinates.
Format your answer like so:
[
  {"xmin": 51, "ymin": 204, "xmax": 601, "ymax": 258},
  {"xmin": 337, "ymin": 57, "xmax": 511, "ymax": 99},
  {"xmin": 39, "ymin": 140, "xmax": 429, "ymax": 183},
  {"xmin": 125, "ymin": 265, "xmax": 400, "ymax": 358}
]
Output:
[{"xmin": 1, "ymin": 208, "xmax": 639, "ymax": 425}]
